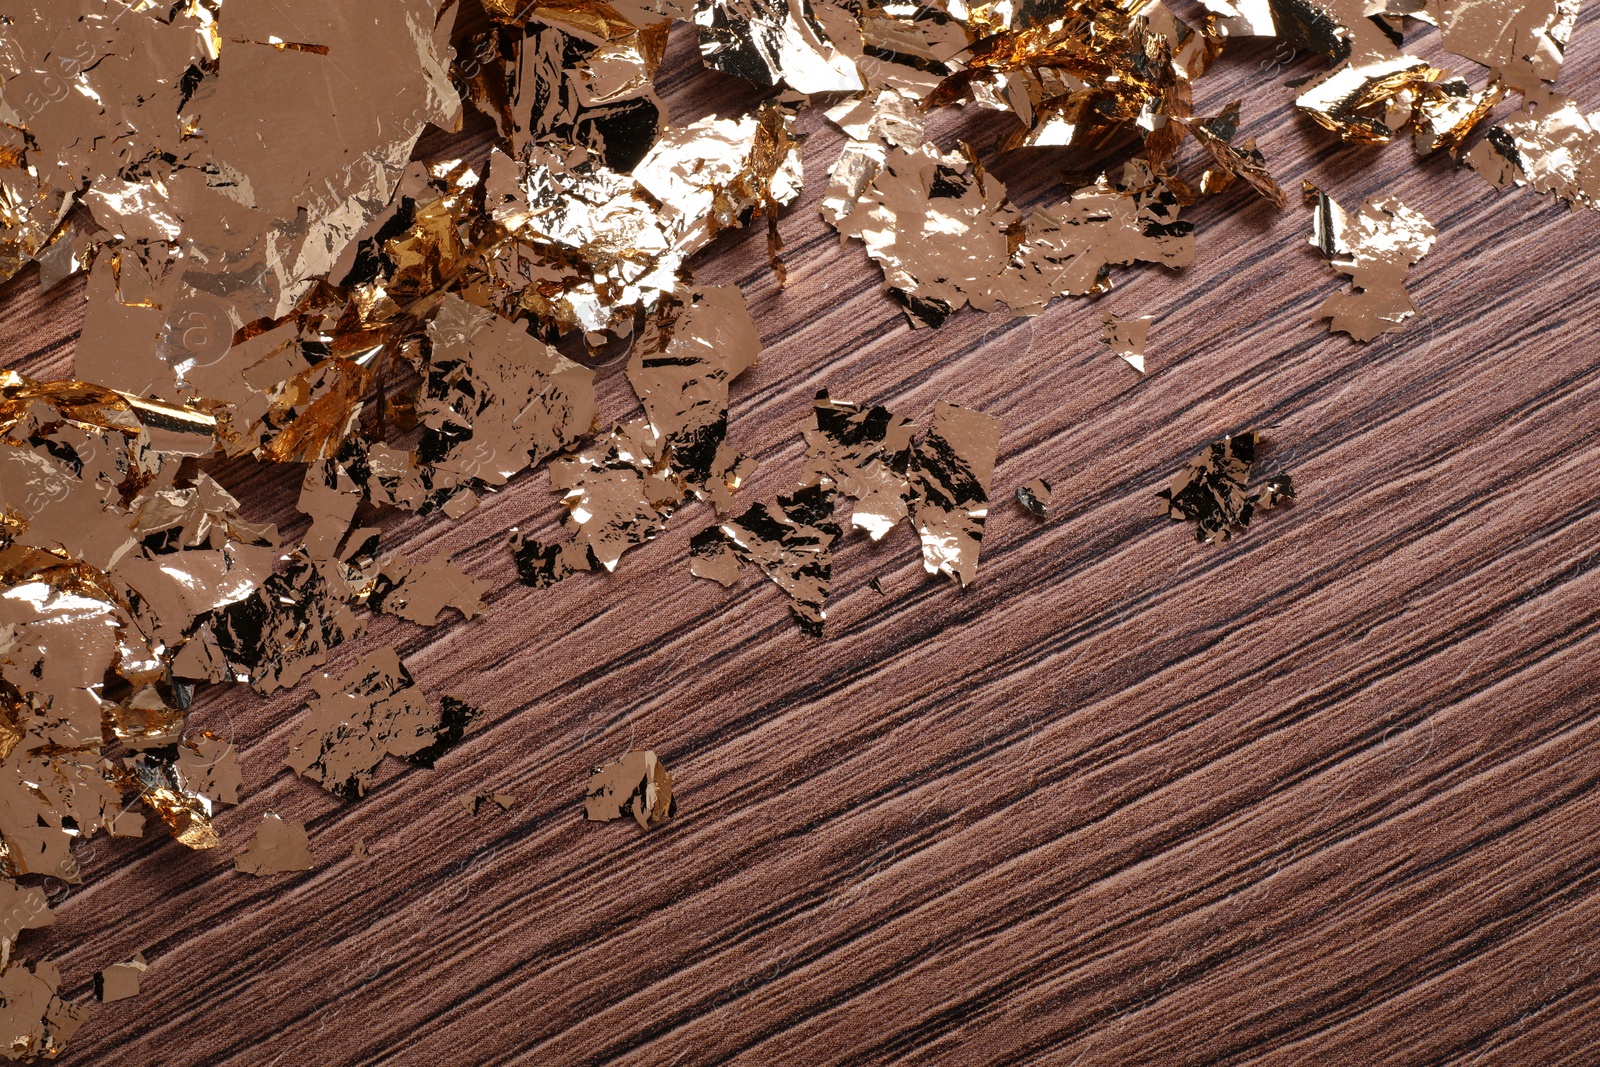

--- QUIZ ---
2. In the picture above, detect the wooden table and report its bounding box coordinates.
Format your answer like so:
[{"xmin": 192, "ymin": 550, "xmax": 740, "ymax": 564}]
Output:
[{"xmin": 6, "ymin": 7, "xmax": 1600, "ymax": 1064}]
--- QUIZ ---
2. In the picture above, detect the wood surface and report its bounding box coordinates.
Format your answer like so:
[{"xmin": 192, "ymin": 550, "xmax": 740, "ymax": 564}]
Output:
[{"xmin": 5, "ymin": 4, "xmax": 1600, "ymax": 1064}]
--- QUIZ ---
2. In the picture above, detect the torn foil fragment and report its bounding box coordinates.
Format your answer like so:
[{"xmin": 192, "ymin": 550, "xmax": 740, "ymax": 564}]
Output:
[
  {"xmin": 799, "ymin": 390, "xmax": 916, "ymax": 540},
  {"xmin": 1305, "ymin": 185, "xmax": 1437, "ymax": 341},
  {"xmin": 285, "ymin": 647, "xmax": 461, "ymax": 799},
  {"xmin": 1437, "ymin": 0, "xmax": 1579, "ymax": 85},
  {"xmin": 1017, "ymin": 479, "xmax": 1053, "ymax": 518},
  {"xmin": 368, "ymin": 552, "xmax": 490, "ymax": 626},
  {"xmin": 908, "ymin": 402, "xmax": 1002, "ymax": 586},
  {"xmin": 462, "ymin": 791, "xmax": 517, "ymax": 815},
  {"xmin": 234, "ymin": 814, "xmax": 315, "ymax": 876},
  {"xmin": 1188, "ymin": 102, "xmax": 1287, "ymax": 207},
  {"xmin": 1101, "ymin": 312, "xmax": 1154, "ymax": 373},
  {"xmin": 584, "ymin": 749, "xmax": 676, "ymax": 829},
  {"xmin": 1158, "ymin": 431, "xmax": 1294, "ymax": 543},
  {"xmin": 690, "ymin": 485, "xmax": 842, "ymax": 635},
  {"xmin": 1468, "ymin": 92, "xmax": 1600, "ymax": 212},
  {"xmin": 94, "ymin": 954, "xmax": 148, "ymax": 1004},
  {"xmin": 694, "ymin": 0, "xmax": 863, "ymax": 94},
  {"xmin": 0, "ymin": 959, "xmax": 88, "ymax": 1060}
]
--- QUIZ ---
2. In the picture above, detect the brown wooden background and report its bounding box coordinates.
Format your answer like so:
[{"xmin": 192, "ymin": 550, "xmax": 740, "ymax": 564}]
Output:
[{"xmin": 5, "ymin": 4, "xmax": 1600, "ymax": 1063}]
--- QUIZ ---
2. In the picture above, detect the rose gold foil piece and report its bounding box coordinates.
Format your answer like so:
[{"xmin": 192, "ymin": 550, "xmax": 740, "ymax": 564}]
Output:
[
  {"xmin": 94, "ymin": 953, "xmax": 148, "ymax": 1004},
  {"xmin": 1158, "ymin": 430, "xmax": 1295, "ymax": 543},
  {"xmin": 234, "ymin": 813, "xmax": 315, "ymax": 876},
  {"xmin": 1101, "ymin": 312, "xmax": 1154, "ymax": 373},
  {"xmin": 584, "ymin": 749, "xmax": 675, "ymax": 829},
  {"xmin": 1305, "ymin": 184, "xmax": 1437, "ymax": 341}
]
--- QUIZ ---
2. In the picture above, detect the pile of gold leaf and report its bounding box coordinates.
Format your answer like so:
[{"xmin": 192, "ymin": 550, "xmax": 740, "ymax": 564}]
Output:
[{"xmin": 0, "ymin": 0, "xmax": 1590, "ymax": 1052}]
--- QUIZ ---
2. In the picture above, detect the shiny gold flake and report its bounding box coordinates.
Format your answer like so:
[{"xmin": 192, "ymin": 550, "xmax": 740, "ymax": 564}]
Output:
[
  {"xmin": 94, "ymin": 953, "xmax": 147, "ymax": 1004},
  {"xmin": 368, "ymin": 551, "xmax": 490, "ymax": 627},
  {"xmin": 0, "ymin": 958, "xmax": 88, "ymax": 1061},
  {"xmin": 584, "ymin": 749, "xmax": 675, "ymax": 829},
  {"xmin": 908, "ymin": 402, "xmax": 1002, "ymax": 586},
  {"xmin": 626, "ymin": 285, "xmax": 762, "ymax": 503},
  {"xmin": 1469, "ymin": 91, "xmax": 1600, "ymax": 212},
  {"xmin": 285, "ymin": 647, "xmax": 474, "ymax": 799},
  {"xmin": 694, "ymin": 0, "xmax": 863, "ymax": 94},
  {"xmin": 1305, "ymin": 185, "xmax": 1437, "ymax": 341},
  {"xmin": 690, "ymin": 485, "xmax": 842, "ymax": 635},
  {"xmin": 1101, "ymin": 312, "xmax": 1154, "ymax": 373},
  {"xmin": 1016, "ymin": 479, "xmax": 1053, "ymax": 518},
  {"xmin": 1437, "ymin": 0, "xmax": 1579, "ymax": 85},
  {"xmin": 799, "ymin": 390, "xmax": 917, "ymax": 541},
  {"xmin": 234, "ymin": 813, "xmax": 314, "ymax": 876},
  {"xmin": 1413, "ymin": 77, "xmax": 1505, "ymax": 157},
  {"xmin": 0, "ymin": 881, "xmax": 53, "ymax": 973},
  {"xmin": 1188, "ymin": 102, "xmax": 1287, "ymax": 207},
  {"xmin": 1158, "ymin": 431, "xmax": 1295, "ymax": 543}
]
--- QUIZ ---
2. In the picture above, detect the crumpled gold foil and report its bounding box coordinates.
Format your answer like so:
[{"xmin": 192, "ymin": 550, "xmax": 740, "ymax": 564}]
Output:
[
  {"xmin": 1158, "ymin": 430, "xmax": 1295, "ymax": 543},
  {"xmin": 584, "ymin": 748, "xmax": 675, "ymax": 829},
  {"xmin": 285, "ymin": 646, "xmax": 472, "ymax": 799},
  {"xmin": 690, "ymin": 485, "xmax": 842, "ymax": 635},
  {"xmin": 799, "ymin": 390, "xmax": 917, "ymax": 541},
  {"xmin": 368, "ymin": 551, "xmax": 490, "ymax": 626},
  {"xmin": 0, "ymin": 959, "xmax": 88, "ymax": 1061},
  {"xmin": 1469, "ymin": 91, "xmax": 1600, "ymax": 212},
  {"xmin": 1437, "ymin": 0, "xmax": 1579, "ymax": 85},
  {"xmin": 908, "ymin": 401, "xmax": 1002, "ymax": 586},
  {"xmin": 233, "ymin": 813, "xmax": 314, "ymax": 876},
  {"xmin": 1016, "ymin": 478, "xmax": 1053, "ymax": 518},
  {"xmin": 1101, "ymin": 312, "xmax": 1154, "ymax": 373},
  {"xmin": 695, "ymin": 0, "xmax": 863, "ymax": 93},
  {"xmin": 1187, "ymin": 102, "xmax": 1286, "ymax": 207},
  {"xmin": 1305, "ymin": 184, "xmax": 1436, "ymax": 341}
]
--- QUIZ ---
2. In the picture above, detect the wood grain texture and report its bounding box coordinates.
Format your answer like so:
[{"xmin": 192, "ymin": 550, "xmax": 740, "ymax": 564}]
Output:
[{"xmin": 6, "ymin": 5, "xmax": 1600, "ymax": 1064}]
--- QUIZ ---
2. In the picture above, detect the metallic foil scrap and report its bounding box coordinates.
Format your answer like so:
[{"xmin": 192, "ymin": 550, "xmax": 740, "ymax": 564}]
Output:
[
  {"xmin": 689, "ymin": 484, "xmax": 842, "ymax": 634},
  {"xmin": 285, "ymin": 646, "xmax": 464, "ymax": 799},
  {"xmin": 1412, "ymin": 77, "xmax": 1505, "ymax": 157},
  {"xmin": 1468, "ymin": 91, "xmax": 1600, "ymax": 212},
  {"xmin": 1016, "ymin": 478, "xmax": 1053, "ymax": 518},
  {"xmin": 461, "ymin": 791, "xmax": 517, "ymax": 814},
  {"xmin": 487, "ymin": 103, "xmax": 801, "ymax": 338},
  {"xmin": 94, "ymin": 954, "xmax": 147, "ymax": 1005},
  {"xmin": 1305, "ymin": 184, "xmax": 1437, "ymax": 341},
  {"xmin": 205, "ymin": 551, "xmax": 366, "ymax": 695},
  {"xmin": 925, "ymin": 0, "xmax": 1215, "ymax": 159},
  {"xmin": 584, "ymin": 749, "xmax": 676, "ymax": 829},
  {"xmin": 1437, "ymin": 0, "xmax": 1579, "ymax": 85},
  {"xmin": 1187, "ymin": 102, "xmax": 1287, "ymax": 207},
  {"xmin": 509, "ymin": 418, "xmax": 684, "ymax": 586},
  {"xmin": 368, "ymin": 551, "xmax": 491, "ymax": 626},
  {"xmin": 1101, "ymin": 312, "xmax": 1154, "ymax": 373},
  {"xmin": 175, "ymin": 732, "xmax": 241, "ymax": 808},
  {"xmin": 0, "ymin": 881, "xmax": 53, "ymax": 974},
  {"xmin": 799, "ymin": 390, "xmax": 916, "ymax": 541},
  {"xmin": 504, "ymin": 0, "xmax": 672, "ymax": 171},
  {"xmin": 694, "ymin": 0, "xmax": 864, "ymax": 94},
  {"xmin": 1157, "ymin": 430, "xmax": 1294, "ymax": 543},
  {"xmin": 404, "ymin": 696, "xmax": 482, "ymax": 770},
  {"xmin": 233, "ymin": 813, "xmax": 314, "ymax": 876},
  {"xmin": 1294, "ymin": 54, "xmax": 1442, "ymax": 144},
  {"xmin": 626, "ymin": 285, "xmax": 762, "ymax": 504},
  {"xmin": 1004, "ymin": 162, "xmax": 1196, "ymax": 313},
  {"xmin": 0, "ymin": 959, "xmax": 88, "ymax": 1061},
  {"xmin": 908, "ymin": 401, "xmax": 1002, "ymax": 586},
  {"xmin": 128, "ymin": 748, "xmax": 220, "ymax": 850},
  {"xmin": 830, "ymin": 142, "xmax": 1021, "ymax": 327},
  {"xmin": 418, "ymin": 295, "xmax": 598, "ymax": 500}
]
